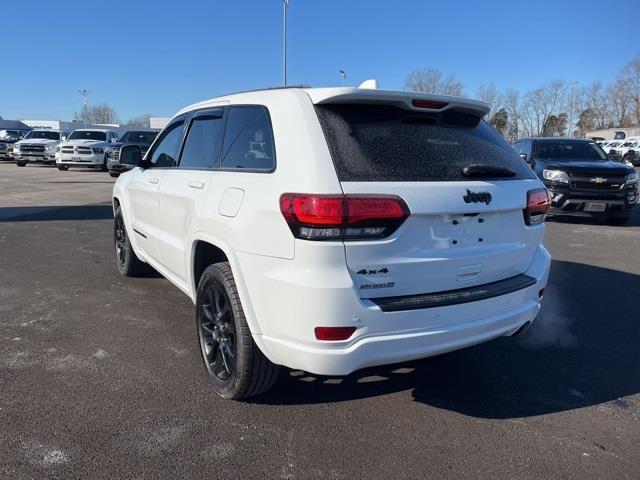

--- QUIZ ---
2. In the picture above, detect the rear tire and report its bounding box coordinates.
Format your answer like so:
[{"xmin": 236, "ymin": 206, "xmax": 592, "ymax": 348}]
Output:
[
  {"xmin": 16, "ymin": 161, "xmax": 26, "ymax": 167},
  {"xmin": 109, "ymin": 172, "xmax": 119, "ymax": 178},
  {"xmin": 196, "ymin": 262, "xmax": 279, "ymax": 400},
  {"xmin": 57, "ymin": 165, "xmax": 69, "ymax": 171},
  {"xmin": 114, "ymin": 205, "xmax": 147, "ymax": 276}
]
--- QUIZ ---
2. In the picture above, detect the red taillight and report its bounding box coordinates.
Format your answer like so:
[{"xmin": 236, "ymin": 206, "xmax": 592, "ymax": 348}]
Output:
[
  {"xmin": 524, "ymin": 188, "xmax": 550, "ymax": 225},
  {"xmin": 411, "ymin": 99, "xmax": 449, "ymax": 110},
  {"xmin": 315, "ymin": 326, "xmax": 356, "ymax": 341},
  {"xmin": 280, "ymin": 193, "xmax": 410, "ymax": 241}
]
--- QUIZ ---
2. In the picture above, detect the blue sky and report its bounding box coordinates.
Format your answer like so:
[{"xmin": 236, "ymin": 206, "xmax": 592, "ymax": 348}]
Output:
[{"xmin": 2, "ymin": 0, "xmax": 639, "ymax": 122}]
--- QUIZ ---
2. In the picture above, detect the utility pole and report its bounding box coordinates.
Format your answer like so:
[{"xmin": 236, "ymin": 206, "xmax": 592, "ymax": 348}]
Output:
[
  {"xmin": 283, "ymin": 0, "xmax": 289, "ymax": 85},
  {"xmin": 78, "ymin": 89, "xmax": 89, "ymax": 127}
]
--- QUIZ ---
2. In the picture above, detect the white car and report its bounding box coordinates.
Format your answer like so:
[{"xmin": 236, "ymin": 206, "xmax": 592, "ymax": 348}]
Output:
[
  {"xmin": 602, "ymin": 141, "xmax": 623, "ymax": 159},
  {"xmin": 55, "ymin": 129, "xmax": 119, "ymax": 171},
  {"xmin": 14, "ymin": 129, "xmax": 70, "ymax": 166},
  {"xmin": 112, "ymin": 85, "xmax": 551, "ymax": 399}
]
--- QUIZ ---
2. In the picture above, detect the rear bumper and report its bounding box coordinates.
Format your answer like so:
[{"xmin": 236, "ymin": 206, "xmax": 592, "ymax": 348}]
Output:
[
  {"xmin": 260, "ymin": 299, "xmax": 540, "ymax": 376},
  {"xmin": 248, "ymin": 244, "xmax": 551, "ymax": 376}
]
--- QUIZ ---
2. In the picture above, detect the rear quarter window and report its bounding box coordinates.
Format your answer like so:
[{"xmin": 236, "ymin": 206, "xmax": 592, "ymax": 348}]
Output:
[{"xmin": 315, "ymin": 104, "xmax": 535, "ymax": 182}]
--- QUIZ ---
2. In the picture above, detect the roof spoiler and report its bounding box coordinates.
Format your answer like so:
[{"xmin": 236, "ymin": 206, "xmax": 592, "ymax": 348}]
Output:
[{"xmin": 308, "ymin": 88, "xmax": 490, "ymax": 118}]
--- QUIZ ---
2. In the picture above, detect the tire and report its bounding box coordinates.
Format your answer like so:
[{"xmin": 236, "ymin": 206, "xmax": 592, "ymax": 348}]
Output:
[
  {"xmin": 196, "ymin": 262, "xmax": 279, "ymax": 399},
  {"xmin": 102, "ymin": 155, "xmax": 109, "ymax": 172},
  {"xmin": 607, "ymin": 216, "xmax": 630, "ymax": 226},
  {"xmin": 16, "ymin": 161, "xmax": 26, "ymax": 167},
  {"xmin": 114, "ymin": 205, "xmax": 147, "ymax": 276},
  {"xmin": 109, "ymin": 172, "xmax": 119, "ymax": 178},
  {"xmin": 57, "ymin": 165, "xmax": 69, "ymax": 171}
]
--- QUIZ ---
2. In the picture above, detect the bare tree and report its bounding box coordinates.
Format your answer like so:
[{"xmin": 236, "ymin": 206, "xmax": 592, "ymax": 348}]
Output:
[
  {"xmin": 503, "ymin": 89, "xmax": 521, "ymax": 142},
  {"xmin": 620, "ymin": 56, "xmax": 640, "ymax": 125},
  {"xmin": 73, "ymin": 103, "xmax": 119, "ymax": 125},
  {"xmin": 476, "ymin": 82, "xmax": 499, "ymax": 119},
  {"xmin": 126, "ymin": 114, "xmax": 152, "ymax": 127},
  {"xmin": 405, "ymin": 68, "xmax": 465, "ymax": 96},
  {"xmin": 584, "ymin": 81, "xmax": 610, "ymax": 129},
  {"xmin": 564, "ymin": 81, "xmax": 585, "ymax": 137},
  {"xmin": 608, "ymin": 77, "xmax": 634, "ymax": 127}
]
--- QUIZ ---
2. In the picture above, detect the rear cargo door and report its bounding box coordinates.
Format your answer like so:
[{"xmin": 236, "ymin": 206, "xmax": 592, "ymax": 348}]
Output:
[{"xmin": 315, "ymin": 103, "xmax": 544, "ymax": 298}]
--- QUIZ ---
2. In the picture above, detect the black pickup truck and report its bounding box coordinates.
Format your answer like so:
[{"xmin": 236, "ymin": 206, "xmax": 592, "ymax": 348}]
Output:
[
  {"xmin": 106, "ymin": 129, "xmax": 159, "ymax": 177},
  {"xmin": 513, "ymin": 138, "xmax": 638, "ymax": 225}
]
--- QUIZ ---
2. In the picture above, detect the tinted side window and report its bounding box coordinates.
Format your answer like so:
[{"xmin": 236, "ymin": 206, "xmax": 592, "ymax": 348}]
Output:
[
  {"xmin": 220, "ymin": 106, "xmax": 275, "ymax": 171},
  {"xmin": 150, "ymin": 121, "xmax": 184, "ymax": 167},
  {"xmin": 180, "ymin": 116, "xmax": 224, "ymax": 169}
]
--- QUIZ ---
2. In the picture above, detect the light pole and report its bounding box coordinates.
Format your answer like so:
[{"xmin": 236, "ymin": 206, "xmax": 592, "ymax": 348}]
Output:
[
  {"xmin": 78, "ymin": 89, "xmax": 89, "ymax": 127},
  {"xmin": 283, "ymin": 0, "xmax": 289, "ymax": 85},
  {"xmin": 338, "ymin": 69, "xmax": 346, "ymax": 86}
]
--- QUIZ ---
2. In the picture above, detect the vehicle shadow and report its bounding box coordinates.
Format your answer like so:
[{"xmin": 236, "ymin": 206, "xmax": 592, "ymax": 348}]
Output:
[
  {"xmin": 252, "ymin": 260, "xmax": 640, "ymax": 418},
  {"xmin": 0, "ymin": 204, "xmax": 114, "ymax": 222}
]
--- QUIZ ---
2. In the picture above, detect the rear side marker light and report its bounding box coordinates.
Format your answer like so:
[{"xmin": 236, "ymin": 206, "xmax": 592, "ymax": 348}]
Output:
[
  {"xmin": 280, "ymin": 193, "xmax": 410, "ymax": 241},
  {"xmin": 411, "ymin": 99, "xmax": 449, "ymax": 110},
  {"xmin": 315, "ymin": 327, "xmax": 356, "ymax": 341},
  {"xmin": 524, "ymin": 188, "xmax": 550, "ymax": 225}
]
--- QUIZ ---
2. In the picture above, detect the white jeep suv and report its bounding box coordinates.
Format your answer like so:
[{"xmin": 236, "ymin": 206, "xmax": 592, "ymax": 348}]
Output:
[
  {"xmin": 112, "ymin": 85, "xmax": 551, "ymax": 399},
  {"xmin": 56, "ymin": 128, "xmax": 119, "ymax": 171}
]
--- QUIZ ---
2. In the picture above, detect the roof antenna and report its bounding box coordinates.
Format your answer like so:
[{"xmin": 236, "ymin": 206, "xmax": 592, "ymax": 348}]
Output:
[{"xmin": 358, "ymin": 79, "xmax": 379, "ymax": 89}]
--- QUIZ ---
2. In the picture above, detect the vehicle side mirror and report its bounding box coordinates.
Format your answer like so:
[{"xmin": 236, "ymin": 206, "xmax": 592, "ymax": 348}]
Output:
[
  {"xmin": 61, "ymin": 136, "xmax": 67, "ymax": 141},
  {"xmin": 110, "ymin": 137, "xmax": 119, "ymax": 144},
  {"xmin": 120, "ymin": 144, "xmax": 143, "ymax": 167}
]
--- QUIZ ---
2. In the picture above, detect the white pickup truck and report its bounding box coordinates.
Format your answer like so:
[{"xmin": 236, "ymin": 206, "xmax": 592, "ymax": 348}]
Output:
[
  {"xmin": 14, "ymin": 130, "xmax": 70, "ymax": 166},
  {"xmin": 55, "ymin": 129, "xmax": 119, "ymax": 171}
]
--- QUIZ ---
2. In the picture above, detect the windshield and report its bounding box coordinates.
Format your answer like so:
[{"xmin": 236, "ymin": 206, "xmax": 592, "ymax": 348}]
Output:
[
  {"xmin": 533, "ymin": 141, "xmax": 608, "ymax": 161},
  {"xmin": 315, "ymin": 104, "xmax": 535, "ymax": 181},
  {"xmin": 120, "ymin": 131, "xmax": 158, "ymax": 144},
  {"xmin": 0, "ymin": 130, "xmax": 26, "ymax": 141},
  {"xmin": 68, "ymin": 130, "xmax": 107, "ymax": 141},
  {"xmin": 24, "ymin": 131, "xmax": 60, "ymax": 140}
]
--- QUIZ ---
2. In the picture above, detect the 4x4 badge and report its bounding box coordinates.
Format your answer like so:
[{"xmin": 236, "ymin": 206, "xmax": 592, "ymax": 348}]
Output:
[{"xmin": 463, "ymin": 189, "xmax": 492, "ymax": 205}]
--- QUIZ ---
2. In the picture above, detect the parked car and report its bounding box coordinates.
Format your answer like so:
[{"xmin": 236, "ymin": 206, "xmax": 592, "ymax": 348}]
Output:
[
  {"xmin": 513, "ymin": 138, "xmax": 638, "ymax": 224},
  {"xmin": 106, "ymin": 129, "xmax": 159, "ymax": 177},
  {"xmin": 14, "ymin": 129, "xmax": 70, "ymax": 166},
  {"xmin": 602, "ymin": 140, "xmax": 623, "ymax": 160},
  {"xmin": 113, "ymin": 85, "xmax": 551, "ymax": 399},
  {"xmin": 0, "ymin": 129, "xmax": 29, "ymax": 160},
  {"xmin": 55, "ymin": 129, "xmax": 119, "ymax": 171}
]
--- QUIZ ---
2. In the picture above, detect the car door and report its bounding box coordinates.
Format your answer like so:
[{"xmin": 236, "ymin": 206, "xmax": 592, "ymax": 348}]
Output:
[
  {"xmin": 126, "ymin": 118, "xmax": 186, "ymax": 262},
  {"xmin": 156, "ymin": 109, "xmax": 224, "ymax": 283}
]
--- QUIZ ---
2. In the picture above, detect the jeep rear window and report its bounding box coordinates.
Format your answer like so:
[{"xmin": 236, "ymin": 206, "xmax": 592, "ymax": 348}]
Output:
[{"xmin": 315, "ymin": 104, "xmax": 535, "ymax": 182}]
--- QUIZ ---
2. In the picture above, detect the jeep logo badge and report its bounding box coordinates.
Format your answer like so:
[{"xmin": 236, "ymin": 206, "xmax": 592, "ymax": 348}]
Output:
[{"xmin": 463, "ymin": 189, "xmax": 492, "ymax": 205}]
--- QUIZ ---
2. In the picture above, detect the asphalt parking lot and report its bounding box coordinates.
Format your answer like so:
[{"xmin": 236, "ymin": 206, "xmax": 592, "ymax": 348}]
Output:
[{"xmin": 1, "ymin": 163, "xmax": 639, "ymax": 479}]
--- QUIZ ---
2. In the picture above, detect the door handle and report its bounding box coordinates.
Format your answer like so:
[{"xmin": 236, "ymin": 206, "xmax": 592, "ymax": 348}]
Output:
[
  {"xmin": 188, "ymin": 180, "xmax": 205, "ymax": 190},
  {"xmin": 147, "ymin": 176, "xmax": 159, "ymax": 184}
]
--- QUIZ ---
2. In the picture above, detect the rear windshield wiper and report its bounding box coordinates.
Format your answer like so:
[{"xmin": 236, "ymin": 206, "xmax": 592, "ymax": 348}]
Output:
[{"xmin": 462, "ymin": 164, "xmax": 516, "ymax": 178}]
